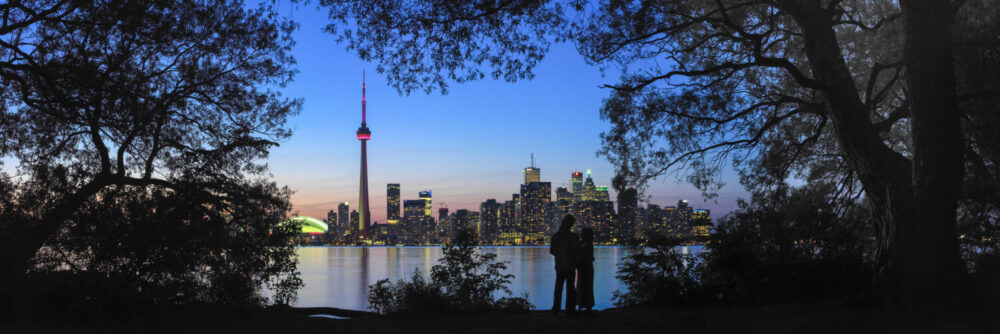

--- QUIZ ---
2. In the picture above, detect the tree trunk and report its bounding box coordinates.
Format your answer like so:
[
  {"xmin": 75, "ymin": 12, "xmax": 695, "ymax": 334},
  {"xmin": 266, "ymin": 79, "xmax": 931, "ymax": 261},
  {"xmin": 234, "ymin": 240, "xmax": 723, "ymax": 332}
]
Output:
[
  {"xmin": 782, "ymin": 0, "xmax": 966, "ymax": 308},
  {"xmin": 897, "ymin": 0, "xmax": 966, "ymax": 306}
]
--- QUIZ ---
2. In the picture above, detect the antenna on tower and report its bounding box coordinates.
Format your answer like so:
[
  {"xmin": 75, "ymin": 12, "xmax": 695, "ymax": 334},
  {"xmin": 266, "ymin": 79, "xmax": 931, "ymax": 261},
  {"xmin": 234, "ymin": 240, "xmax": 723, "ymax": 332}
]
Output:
[{"xmin": 530, "ymin": 153, "xmax": 535, "ymax": 168}]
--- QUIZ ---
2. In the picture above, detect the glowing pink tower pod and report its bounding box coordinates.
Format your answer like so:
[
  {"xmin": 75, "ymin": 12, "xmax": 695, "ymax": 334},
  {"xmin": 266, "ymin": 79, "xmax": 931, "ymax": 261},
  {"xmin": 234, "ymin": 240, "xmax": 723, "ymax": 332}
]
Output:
[{"xmin": 356, "ymin": 71, "xmax": 371, "ymax": 240}]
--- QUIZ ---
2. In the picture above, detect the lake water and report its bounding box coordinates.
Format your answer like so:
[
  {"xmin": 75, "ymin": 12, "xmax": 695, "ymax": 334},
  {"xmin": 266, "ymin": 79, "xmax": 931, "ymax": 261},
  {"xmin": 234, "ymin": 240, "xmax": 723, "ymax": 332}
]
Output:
[{"xmin": 293, "ymin": 246, "xmax": 703, "ymax": 311}]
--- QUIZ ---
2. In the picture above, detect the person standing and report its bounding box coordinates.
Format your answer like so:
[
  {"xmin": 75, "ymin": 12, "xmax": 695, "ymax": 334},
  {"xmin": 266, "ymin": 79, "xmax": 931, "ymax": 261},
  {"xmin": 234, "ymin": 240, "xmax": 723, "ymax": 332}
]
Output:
[
  {"xmin": 550, "ymin": 215, "xmax": 580, "ymax": 315},
  {"xmin": 577, "ymin": 228, "xmax": 595, "ymax": 315}
]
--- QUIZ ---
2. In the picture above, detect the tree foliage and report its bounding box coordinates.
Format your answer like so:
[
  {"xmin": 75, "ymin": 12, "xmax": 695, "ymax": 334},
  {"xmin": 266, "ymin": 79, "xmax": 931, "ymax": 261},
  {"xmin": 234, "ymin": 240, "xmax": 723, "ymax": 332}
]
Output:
[
  {"xmin": 322, "ymin": 0, "xmax": 1000, "ymax": 307},
  {"xmin": 0, "ymin": 0, "xmax": 302, "ymax": 310},
  {"xmin": 368, "ymin": 229, "xmax": 532, "ymax": 314},
  {"xmin": 613, "ymin": 235, "xmax": 703, "ymax": 307},
  {"xmin": 318, "ymin": 0, "xmax": 566, "ymax": 94}
]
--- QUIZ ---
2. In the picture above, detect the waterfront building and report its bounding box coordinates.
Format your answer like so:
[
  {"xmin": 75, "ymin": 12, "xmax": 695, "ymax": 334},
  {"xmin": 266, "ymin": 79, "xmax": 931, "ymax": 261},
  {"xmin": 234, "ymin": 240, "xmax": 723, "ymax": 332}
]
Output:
[
  {"xmin": 573, "ymin": 199, "xmax": 616, "ymax": 243},
  {"xmin": 571, "ymin": 171, "xmax": 583, "ymax": 193},
  {"xmin": 337, "ymin": 202, "xmax": 350, "ymax": 238},
  {"xmin": 497, "ymin": 198, "xmax": 521, "ymax": 245},
  {"xmin": 327, "ymin": 209, "xmax": 338, "ymax": 236},
  {"xmin": 403, "ymin": 199, "xmax": 428, "ymax": 243},
  {"xmin": 438, "ymin": 207, "xmax": 449, "ymax": 222},
  {"xmin": 545, "ymin": 200, "xmax": 569, "ymax": 234},
  {"xmin": 479, "ymin": 199, "xmax": 501, "ymax": 243},
  {"xmin": 617, "ymin": 187, "xmax": 638, "ymax": 242},
  {"xmin": 350, "ymin": 210, "xmax": 359, "ymax": 238},
  {"xmin": 555, "ymin": 186, "xmax": 572, "ymax": 202},
  {"xmin": 453, "ymin": 209, "xmax": 479, "ymax": 238},
  {"xmin": 692, "ymin": 209, "xmax": 712, "ymax": 238},
  {"xmin": 524, "ymin": 154, "xmax": 540, "ymax": 184},
  {"xmin": 386, "ymin": 183, "xmax": 400, "ymax": 225},
  {"xmin": 437, "ymin": 208, "xmax": 451, "ymax": 242},
  {"xmin": 520, "ymin": 181, "xmax": 551, "ymax": 244},
  {"xmin": 419, "ymin": 190, "xmax": 432, "ymax": 216}
]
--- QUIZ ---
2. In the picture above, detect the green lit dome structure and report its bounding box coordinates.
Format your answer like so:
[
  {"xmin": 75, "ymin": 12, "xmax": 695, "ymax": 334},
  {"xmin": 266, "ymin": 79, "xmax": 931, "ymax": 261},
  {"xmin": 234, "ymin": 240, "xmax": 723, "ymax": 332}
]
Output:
[{"xmin": 285, "ymin": 216, "xmax": 328, "ymax": 234}]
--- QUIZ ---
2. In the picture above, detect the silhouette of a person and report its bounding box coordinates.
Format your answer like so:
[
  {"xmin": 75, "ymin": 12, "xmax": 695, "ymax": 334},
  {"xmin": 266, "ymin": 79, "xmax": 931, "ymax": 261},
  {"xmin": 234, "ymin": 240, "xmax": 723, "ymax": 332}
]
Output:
[
  {"xmin": 577, "ymin": 228, "xmax": 595, "ymax": 315},
  {"xmin": 550, "ymin": 215, "xmax": 580, "ymax": 315}
]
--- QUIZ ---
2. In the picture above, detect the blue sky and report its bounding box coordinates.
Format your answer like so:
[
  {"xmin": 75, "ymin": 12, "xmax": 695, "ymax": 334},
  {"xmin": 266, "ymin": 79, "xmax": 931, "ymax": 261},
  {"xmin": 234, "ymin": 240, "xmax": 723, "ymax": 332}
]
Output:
[{"xmin": 268, "ymin": 3, "xmax": 748, "ymax": 222}]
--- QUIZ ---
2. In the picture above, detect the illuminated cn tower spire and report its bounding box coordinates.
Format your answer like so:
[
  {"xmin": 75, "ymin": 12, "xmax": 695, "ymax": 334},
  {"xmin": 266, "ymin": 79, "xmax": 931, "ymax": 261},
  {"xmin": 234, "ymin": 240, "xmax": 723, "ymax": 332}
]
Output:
[{"xmin": 356, "ymin": 70, "xmax": 371, "ymax": 240}]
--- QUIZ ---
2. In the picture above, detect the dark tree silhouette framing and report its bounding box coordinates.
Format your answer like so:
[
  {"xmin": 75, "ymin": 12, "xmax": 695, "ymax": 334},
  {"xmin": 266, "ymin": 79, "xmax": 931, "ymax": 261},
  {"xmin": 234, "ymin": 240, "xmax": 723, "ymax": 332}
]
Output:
[
  {"xmin": 320, "ymin": 0, "xmax": 1000, "ymax": 307},
  {"xmin": 0, "ymin": 0, "xmax": 302, "ymax": 304}
]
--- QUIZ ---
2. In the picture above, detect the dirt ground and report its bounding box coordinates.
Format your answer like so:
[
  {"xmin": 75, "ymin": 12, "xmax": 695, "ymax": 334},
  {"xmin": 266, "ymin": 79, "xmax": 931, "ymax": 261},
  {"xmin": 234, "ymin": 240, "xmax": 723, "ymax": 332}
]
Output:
[{"xmin": 5, "ymin": 303, "xmax": 998, "ymax": 333}]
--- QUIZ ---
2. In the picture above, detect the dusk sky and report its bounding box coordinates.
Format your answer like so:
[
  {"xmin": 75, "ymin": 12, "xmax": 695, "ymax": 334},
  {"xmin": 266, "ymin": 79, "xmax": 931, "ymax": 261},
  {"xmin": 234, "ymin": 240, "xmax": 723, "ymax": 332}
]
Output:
[{"xmin": 269, "ymin": 3, "xmax": 748, "ymax": 223}]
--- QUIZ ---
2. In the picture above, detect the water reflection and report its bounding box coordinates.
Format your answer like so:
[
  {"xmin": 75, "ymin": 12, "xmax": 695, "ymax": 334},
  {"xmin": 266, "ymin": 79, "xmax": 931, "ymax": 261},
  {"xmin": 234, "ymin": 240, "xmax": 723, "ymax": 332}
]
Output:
[{"xmin": 294, "ymin": 246, "xmax": 699, "ymax": 311}]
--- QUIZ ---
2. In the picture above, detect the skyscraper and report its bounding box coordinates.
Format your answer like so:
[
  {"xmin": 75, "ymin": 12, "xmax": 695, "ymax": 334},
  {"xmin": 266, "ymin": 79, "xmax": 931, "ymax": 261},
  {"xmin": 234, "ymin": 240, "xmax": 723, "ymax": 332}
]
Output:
[
  {"xmin": 524, "ymin": 154, "xmax": 540, "ymax": 184},
  {"xmin": 691, "ymin": 209, "xmax": 712, "ymax": 238},
  {"xmin": 327, "ymin": 209, "xmax": 337, "ymax": 236},
  {"xmin": 479, "ymin": 199, "xmax": 500, "ymax": 242},
  {"xmin": 386, "ymin": 183, "xmax": 400, "ymax": 225},
  {"xmin": 571, "ymin": 171, "xmax": 583, "ymax": 193},
  {"xmin": 438, "ymin": 207, "xmax": 449, "ymax": 222},
  {"xmin": 617, "ymin": 187, "xmax": 638, "ymax": 242},
  {"xmin": 519, "ymin": 159, "xmax": 551, "ymax": 244},
  {"xmin": 453, "ymin": 209, "xmax": 479, "ymax": 236},
  {"xmin": 556, "ymin": 187, "xmax": 572, "ymax": 202},
  {"xmin": 350, "ymin": 210, "xmax": 359, "ymax": 236},
  {"xmin": 403, "ymin": 199, "xmax": 428, "ymax": 243},
  {"xmin": 419, "ymin": 190, "xmax": 432, "ymax": 216},
  {"xmin": 356, "ymin": 73, "xmax": 372, "ymax": 240},
  {"xmin": 337, "ymin": 202, "xmax": 349, "ymax": 233}
]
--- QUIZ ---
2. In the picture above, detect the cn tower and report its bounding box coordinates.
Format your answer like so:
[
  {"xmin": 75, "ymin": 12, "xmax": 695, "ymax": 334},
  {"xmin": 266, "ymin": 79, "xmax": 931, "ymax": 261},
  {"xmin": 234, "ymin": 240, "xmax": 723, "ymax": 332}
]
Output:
[{"xmin": 356, "ymin": 72, "xmax": 371, "ymax": 240}]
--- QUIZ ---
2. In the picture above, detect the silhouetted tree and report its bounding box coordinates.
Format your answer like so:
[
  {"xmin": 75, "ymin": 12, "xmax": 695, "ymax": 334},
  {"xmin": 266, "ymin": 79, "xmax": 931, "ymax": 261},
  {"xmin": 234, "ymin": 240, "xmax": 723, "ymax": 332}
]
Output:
[
  {"xmin": 0, "ymin": 0, "xmax": 301, "ymax": 306},
  {"xmin": 368, "ymin": 228, "xmax": 531, "ymax": 314},
  {"xmin": 320, "ymin": 0, "xmax": 1000, "ymax": 307},
  {"xmin": 702, "ymin": 181, "xmax": 874, "ymax": 304}
]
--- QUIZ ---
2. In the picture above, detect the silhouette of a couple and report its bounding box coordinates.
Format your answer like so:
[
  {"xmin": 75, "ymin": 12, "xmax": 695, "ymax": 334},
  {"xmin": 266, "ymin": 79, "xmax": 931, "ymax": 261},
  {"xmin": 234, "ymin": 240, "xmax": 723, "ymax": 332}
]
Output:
[{"xmin": 549, "ymin": 214, "xmax": 595, "ymax": 316}]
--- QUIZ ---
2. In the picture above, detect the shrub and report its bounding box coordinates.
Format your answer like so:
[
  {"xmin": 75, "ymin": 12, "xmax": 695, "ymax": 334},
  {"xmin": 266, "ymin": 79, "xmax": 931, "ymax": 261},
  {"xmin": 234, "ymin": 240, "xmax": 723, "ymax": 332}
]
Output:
[
  {"xmin": 368, "ymin": 228, "xmax": 532, "ymax": 314},
  {"xmin": 613, "ymin": 235, "xmax": 705, "ymax": 307},
  {"xmin": 614, "ymin": 183, "xmax": 875, "ymax": 307},
  {"xmin": 13, "ymin": 181, "xmax": 303, "ymax": 320},
  {"xmin": 702, "ymin": 184, "xmax": 874, "ymax": 304}
]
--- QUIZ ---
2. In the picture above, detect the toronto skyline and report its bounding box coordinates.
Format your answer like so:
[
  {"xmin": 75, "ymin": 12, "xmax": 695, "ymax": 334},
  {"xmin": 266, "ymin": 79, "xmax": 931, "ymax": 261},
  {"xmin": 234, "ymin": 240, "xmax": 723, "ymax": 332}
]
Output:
[{"xmin": 267, "ymin": 4, "xmax": 746, "ymax": 222}]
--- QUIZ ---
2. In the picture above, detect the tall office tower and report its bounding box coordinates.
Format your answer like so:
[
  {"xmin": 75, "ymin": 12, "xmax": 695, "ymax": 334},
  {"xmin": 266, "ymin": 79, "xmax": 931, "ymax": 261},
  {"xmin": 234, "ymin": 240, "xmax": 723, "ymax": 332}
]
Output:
[
  {"xmin": 356, "ymin": 73, "xmax": 373, "ymax": 240},
  {"xmin": 403, "ymin": 199, "xmax": 427, "ymax": 243},
  {"xmin": 656, "ymin": 203, "xmax": 690, "ymax": 239},
  {"xmin": 497, "ymin": 199, "xmax": 519, "ymax": 244},
  {"xmin": 386, "ymin": 183, "xmax": 401, "ymax": 225},
  {"xmin": 596, "ymin": 186, "xmax": 611, "ymax": 201},
  {"xmin": 327, "ymin": 210, "xmax": 338, "ymax": 235},
  {"xmin": 524, "ymin": 154, "xmax": 540, "ymax": 184},
  {"xmin": 577, "ymin": 169, "xmax": 603, "ymax": 201},
  {"xmin": 677, "ymin": 199, "xmax": 693, "ymax": 227},
  {"xmin": 453, "ymin": 209, "xmax": 479, "ymax": 236},
  {"xmin": 571, "ymin": 171, "xmax": 583, "ymax": 193},
  {"xmin": 617, "ymin": 187, "xmax": 638, "ymax": 242},
  {"xmin": 438, "ymin": 207, "xmax": 449, "ymax": 222},
  {"xmin": 645, "ymin": 204, "xmax": 666, "ymax": 236},
  {"xmin": 691, "ymin": 209, "xmax": 712, "ymax": 238},
  {"xmin": 337, "ymin": 202, "xmax": 350, "ymax": 233},
  {"xmin": 545, "ymin": 200, "xmax": 567, "ymax": 233},
  {"xmin": 350, "ymin": 210, "xmax": 360, "ymax": 236},
  {"xmin": 479, "ymin": 199, "xmax": 500, "ymax": 243},
  {"xmin": 573, "ymin": 200, "xmax": 616, "ymax": 243},
  {"xmin": 418, "ymin": 190, "xmax": 432, "ymax": 216},
  {"xmin": 555, "ymin": 187, "xmax": 572, "ymax": 202},
  {"xmin": 437, "ymin": 207, "xmax": 451, "ymax": 241},
  {"xmin": 520, "ymin": 181, "xmax": 551, "ymax": 244}
]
